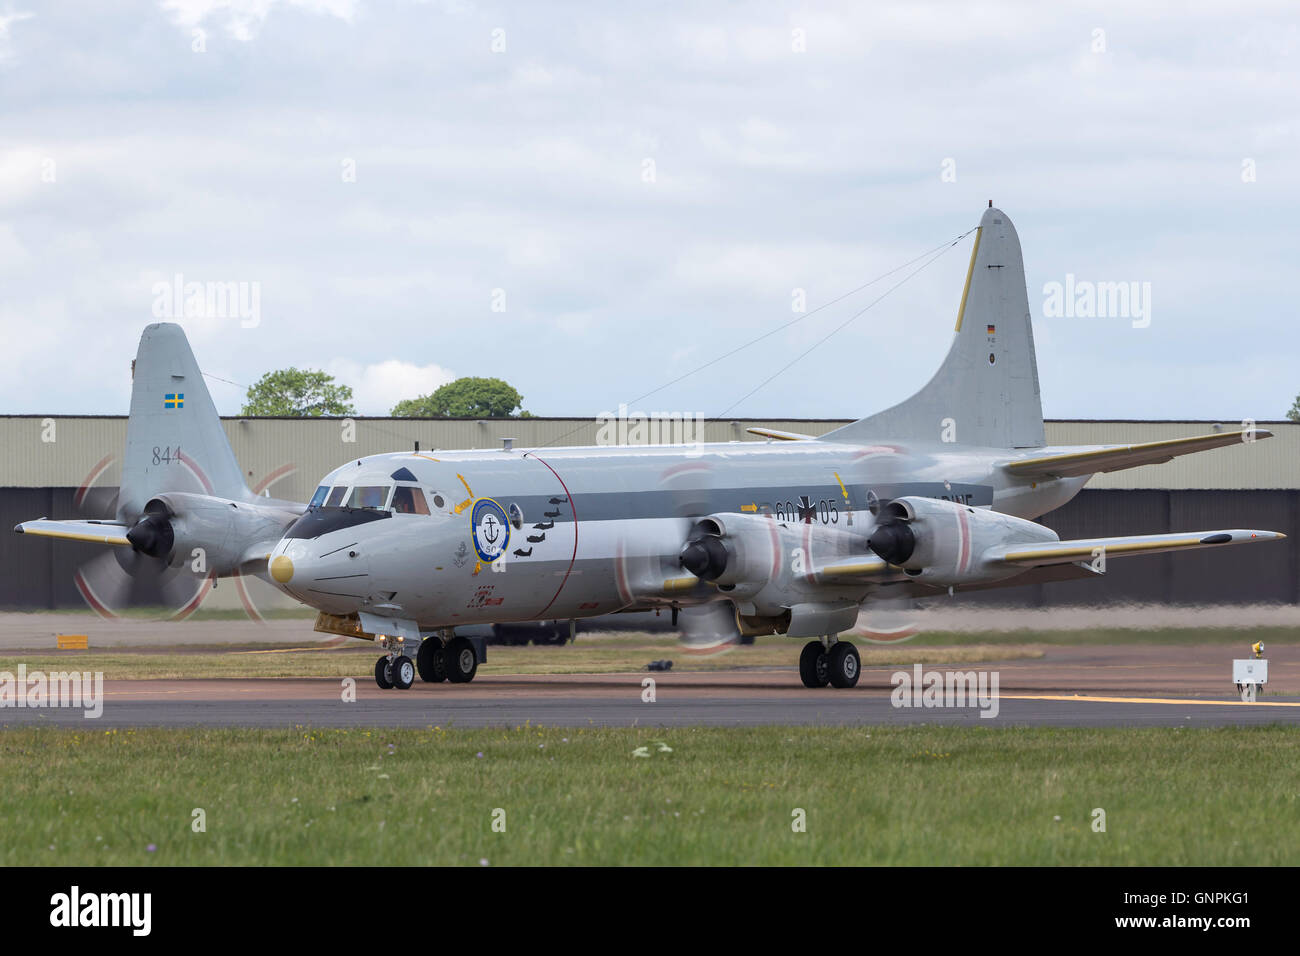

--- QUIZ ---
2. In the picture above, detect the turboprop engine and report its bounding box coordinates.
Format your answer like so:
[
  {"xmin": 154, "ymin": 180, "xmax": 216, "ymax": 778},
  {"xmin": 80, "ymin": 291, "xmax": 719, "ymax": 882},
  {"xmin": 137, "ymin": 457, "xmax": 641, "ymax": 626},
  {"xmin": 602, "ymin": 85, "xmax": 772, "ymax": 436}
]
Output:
[
  {"xmin": 866, "ymin": 495, "xmax": 1059, "ymax": 586},
  {"xmin": 678, "ymin": 512, "xmax": 870, "ymax": 636},
  {"xmin": 126, "ymin": 492, "xmax": 298, "ymax": 576}
]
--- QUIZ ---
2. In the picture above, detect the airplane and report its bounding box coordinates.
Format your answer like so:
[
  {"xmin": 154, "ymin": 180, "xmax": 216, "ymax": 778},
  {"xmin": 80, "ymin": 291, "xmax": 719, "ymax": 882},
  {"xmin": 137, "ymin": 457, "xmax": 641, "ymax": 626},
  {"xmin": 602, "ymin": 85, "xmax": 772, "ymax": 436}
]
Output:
[{"xmin": 14, "ymin": 205, "xmax": 1286, "ymax": 690}]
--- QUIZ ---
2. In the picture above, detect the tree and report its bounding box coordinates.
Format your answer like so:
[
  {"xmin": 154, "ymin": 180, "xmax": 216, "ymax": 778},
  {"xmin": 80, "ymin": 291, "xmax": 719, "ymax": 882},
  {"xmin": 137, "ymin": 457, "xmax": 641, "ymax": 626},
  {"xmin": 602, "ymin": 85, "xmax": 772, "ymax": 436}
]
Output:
[
  {"xmin": 391, "ymin": 377, "xmax": 528, "ymax": 418},
  {"xmin": 241, "ymin": 368, "xmax": 357, "ymax": 417},
  {"xmin": 1289, "ymin": 394, "xmax": 1300, "ymax": 422}
]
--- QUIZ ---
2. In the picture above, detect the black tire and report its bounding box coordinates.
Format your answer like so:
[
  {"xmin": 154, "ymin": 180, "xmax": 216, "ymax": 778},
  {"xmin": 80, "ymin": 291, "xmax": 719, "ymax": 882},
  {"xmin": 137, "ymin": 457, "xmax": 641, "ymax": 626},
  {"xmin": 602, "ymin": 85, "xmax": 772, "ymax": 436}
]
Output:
[
  {"xmin": 799, "ymin": 641, "xmax": 830, "ymax": 688},
  {"xmin": 444, "ymin": 636, "xmax": 479, "ymax": 683},
  {"xmin": 374, "ymin": 656, "xmax": 393, "ymax": 690},
  {"xmin": 417, "ymin": 640, "xmax": 447, "ymax": 682},
  {"xmin": 390, "ymin": 655, "xmax": 415, "ymax": 690},
  {"xmin": 828, "ymin": 641, "xmax": 861, "ymax": 689}
]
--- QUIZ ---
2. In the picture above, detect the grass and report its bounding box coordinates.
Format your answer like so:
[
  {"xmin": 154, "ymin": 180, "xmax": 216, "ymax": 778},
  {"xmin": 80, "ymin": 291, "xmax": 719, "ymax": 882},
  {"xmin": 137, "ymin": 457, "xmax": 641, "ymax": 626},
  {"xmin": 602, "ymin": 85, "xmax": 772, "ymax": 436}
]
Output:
[
  {"xmin": 1, "ymin": 725, "xmax": 1297, "ymax": 865},
  {"xmin": 0, "ymin": 635, "xmax": 1042, "ymax": 680}
]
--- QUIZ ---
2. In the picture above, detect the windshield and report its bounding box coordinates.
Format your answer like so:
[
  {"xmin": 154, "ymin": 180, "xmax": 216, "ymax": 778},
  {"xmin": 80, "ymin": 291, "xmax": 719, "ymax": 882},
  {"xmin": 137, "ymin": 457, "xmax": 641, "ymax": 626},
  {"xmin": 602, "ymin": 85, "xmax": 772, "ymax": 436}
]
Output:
[
  {"xmin": 392, "ymin": 486, "xmax": 430, "ymax": 515},
  {"xmin": 346, "ymin": 485, "xmax": 391, "ymax": 510}
]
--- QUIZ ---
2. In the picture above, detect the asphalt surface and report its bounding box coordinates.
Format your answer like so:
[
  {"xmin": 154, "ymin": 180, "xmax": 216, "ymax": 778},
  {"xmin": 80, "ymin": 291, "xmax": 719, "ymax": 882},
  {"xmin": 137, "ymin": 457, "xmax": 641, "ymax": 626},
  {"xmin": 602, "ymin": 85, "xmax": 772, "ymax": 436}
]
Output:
[{"xmin": 1, "ymin": 670, "xmax": 1298, "ymax": 728}]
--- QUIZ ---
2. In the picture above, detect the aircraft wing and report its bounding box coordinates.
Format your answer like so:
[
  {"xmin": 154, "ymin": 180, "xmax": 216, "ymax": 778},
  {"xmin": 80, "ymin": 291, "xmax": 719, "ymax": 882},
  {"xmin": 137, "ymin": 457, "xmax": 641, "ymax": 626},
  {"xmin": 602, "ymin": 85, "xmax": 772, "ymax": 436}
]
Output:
[
  {"xmin": 989, "ymin": 529, "xmax": 1285, "ymax": 567},
  {"xmin": 13, "ymin": 518, "xmax": 131, "ymax": 547},
  {"xmin": 1001, "ymin": 429, "xmax": 1270, "ymax": 479}
]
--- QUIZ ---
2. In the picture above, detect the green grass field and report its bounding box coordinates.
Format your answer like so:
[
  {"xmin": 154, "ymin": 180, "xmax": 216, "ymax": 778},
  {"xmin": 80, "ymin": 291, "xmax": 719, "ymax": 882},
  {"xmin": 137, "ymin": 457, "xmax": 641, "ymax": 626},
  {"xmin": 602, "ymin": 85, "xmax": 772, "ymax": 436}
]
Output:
[{"xmin": 2, "ymin": 725, "xmax": 1296, "ymax": 865}]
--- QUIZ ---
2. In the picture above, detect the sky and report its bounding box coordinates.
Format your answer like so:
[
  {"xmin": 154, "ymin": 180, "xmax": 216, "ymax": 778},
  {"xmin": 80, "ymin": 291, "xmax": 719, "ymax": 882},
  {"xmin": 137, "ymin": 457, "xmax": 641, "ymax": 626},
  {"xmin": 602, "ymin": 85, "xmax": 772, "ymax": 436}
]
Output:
[{"xmin": 0, "ymin": 1, "xmax": 1296, "ymax": 421}]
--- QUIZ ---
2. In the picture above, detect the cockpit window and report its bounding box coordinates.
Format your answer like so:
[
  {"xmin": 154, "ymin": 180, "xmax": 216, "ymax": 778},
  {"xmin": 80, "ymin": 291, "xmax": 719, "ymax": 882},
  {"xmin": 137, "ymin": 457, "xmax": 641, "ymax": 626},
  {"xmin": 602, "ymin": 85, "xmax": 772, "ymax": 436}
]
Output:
[
  {"xmin": 347, "ymin": 485, "xmax": 391, "ymax": 510},
  {"xmin": 324, "ymin": 486, "xmax": 347, "ymax": 507},
  {"xmin": 391, "ymin": 486, "xmax": 430, "ymax": 515},
  {"xmin": 308, "ymin": 486, "xmax": 329, "ymax": 509}
]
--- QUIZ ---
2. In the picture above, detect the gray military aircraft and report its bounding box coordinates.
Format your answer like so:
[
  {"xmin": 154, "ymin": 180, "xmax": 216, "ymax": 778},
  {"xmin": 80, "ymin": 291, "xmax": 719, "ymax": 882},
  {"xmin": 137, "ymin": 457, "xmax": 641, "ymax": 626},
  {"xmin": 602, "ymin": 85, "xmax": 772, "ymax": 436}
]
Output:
[{"xmin": 15, "ymin": 205, "xmax": 1285, "ymax": 689}]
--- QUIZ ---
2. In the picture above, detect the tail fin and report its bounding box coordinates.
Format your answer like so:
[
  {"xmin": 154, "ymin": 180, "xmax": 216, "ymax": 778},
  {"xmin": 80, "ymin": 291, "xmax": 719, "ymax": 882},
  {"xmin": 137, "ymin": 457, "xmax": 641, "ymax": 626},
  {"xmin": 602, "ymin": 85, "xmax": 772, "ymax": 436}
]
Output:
[
  {"xmin": 117, "ymin": 323, "xmax": 251, "ymax": 521},
  {"xmin": 823, "ymin": 206, "xmax": 1045, "ymax": 449}
]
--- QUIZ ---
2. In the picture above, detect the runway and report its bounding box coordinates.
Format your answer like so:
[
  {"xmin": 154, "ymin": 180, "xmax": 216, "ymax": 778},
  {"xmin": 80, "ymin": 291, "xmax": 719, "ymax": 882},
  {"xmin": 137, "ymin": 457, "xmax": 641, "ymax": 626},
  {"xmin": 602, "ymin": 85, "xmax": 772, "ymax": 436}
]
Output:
[{"xmin": 2, "ymin": 664, "xmax": 1298, "ymax": 728}]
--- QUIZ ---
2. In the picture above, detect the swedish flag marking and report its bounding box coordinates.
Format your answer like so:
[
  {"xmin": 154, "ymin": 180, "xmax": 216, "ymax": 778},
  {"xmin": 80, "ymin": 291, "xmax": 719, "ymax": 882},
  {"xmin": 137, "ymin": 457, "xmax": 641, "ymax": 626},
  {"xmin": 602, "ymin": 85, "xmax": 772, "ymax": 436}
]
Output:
[{"xmin": 164, "ymin": 393, "xmax": 184, "ymax": 409}]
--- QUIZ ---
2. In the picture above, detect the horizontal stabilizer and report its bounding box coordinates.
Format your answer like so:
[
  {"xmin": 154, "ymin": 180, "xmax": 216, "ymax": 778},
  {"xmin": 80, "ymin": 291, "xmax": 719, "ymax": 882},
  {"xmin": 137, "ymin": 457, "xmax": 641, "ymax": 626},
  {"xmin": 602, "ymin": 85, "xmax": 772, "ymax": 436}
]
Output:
[
  {"xmin": 746, "ymin": 427, "xmax": 815, "ymax": 441},
  {"xmin": 14, "ymin": 519, "xmax": 131, "ymax": 547},
  {"xmin": 993, "ymin": 529, "xmax": 1285, "ymax": 568},
  {"xmin": 1002, "ymin": 429, "xmax": 1271, "ymax": 479}
]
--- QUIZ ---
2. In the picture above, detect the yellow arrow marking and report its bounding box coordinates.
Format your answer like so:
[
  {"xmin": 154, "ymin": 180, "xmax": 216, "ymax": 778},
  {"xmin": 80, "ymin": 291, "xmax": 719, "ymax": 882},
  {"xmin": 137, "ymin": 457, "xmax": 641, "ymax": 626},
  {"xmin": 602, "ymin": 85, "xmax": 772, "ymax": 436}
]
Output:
[
  {"xmin": 741, "ymin": 503, "xmax": 758, "ymax": 513},
  {"xmin": 834, "ymin": 471, "xmax": 849, "ymax": 503},
  {"xmin": 454, "ymin": 473, "xmax": 476, "ymax": 514}
]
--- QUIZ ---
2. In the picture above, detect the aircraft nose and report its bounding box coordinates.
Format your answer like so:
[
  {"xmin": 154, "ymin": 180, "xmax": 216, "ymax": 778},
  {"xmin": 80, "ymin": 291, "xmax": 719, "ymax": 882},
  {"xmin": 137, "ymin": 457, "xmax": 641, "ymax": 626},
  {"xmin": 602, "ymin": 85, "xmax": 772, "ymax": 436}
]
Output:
[
  {"xmin": 270, "ymin": 554, "xmax": 294, "ymax": 583},
  {"xmin": 271, "ymin": 536, "xmax": 370, "ymax": 614}
]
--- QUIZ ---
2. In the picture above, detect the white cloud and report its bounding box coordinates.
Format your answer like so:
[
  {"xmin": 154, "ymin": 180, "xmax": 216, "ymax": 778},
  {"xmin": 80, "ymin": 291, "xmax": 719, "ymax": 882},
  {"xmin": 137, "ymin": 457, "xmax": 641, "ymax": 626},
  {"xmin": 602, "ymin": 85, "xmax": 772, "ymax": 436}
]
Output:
[
  {"xmin": 0, "ymin": 9, "xmax": 32, "ymax": 62},
  {"xmin": 325, "ymin": 358, "xmax": 456, "ymax": 416},
  {"xmin": 1, "ymin": 1, "xmax": 1297, "ymax": 423},
  {"xmin": 159, "ymin": 0, "xmax": 357, "ymax": 42}
]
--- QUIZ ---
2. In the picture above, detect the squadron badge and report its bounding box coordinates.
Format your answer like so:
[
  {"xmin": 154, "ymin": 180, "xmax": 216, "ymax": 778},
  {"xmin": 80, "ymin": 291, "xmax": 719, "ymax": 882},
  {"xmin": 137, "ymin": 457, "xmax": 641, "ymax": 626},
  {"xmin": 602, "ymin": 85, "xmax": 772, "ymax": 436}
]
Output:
[{"xmin": 470, "ymin": 498, "xmax": 511, "ymax": 563}]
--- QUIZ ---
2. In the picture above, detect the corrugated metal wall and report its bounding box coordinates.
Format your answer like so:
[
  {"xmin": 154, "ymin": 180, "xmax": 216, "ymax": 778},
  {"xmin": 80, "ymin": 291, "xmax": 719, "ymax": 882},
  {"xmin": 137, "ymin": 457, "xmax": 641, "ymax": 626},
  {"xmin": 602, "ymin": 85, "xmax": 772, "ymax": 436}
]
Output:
[{"xmin": 2, "ymin": 417, "xmax": 1296, "ymax": 500}]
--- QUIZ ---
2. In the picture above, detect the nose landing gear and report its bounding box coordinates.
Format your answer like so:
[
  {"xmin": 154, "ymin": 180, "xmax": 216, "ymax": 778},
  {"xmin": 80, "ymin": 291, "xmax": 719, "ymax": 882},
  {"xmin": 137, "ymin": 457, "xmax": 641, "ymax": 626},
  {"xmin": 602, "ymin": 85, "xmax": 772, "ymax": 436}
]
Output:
[{"xmin": 373, "ymin": 651, "xmax": 415, "ymax": 690}]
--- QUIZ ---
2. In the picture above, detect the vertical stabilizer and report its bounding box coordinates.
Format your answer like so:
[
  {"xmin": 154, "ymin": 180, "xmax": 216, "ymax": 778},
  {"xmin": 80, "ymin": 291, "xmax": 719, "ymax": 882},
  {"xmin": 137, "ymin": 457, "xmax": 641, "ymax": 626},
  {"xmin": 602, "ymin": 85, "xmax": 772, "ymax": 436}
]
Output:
[
  {"xmin": 117, "ymin": 323, "xmax": 251, "ymax": 520},
  {"xmin": 822, "ymin": 206, "xmax": 1045, "ymax": 449}
]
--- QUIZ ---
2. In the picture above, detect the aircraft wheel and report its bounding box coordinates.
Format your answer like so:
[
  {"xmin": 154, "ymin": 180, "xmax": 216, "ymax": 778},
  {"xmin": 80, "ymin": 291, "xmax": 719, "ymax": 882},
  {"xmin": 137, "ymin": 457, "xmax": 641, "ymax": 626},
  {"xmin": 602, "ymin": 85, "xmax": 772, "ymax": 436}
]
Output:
[
  {"xmin": 828, "ymin": 641, "xmax": 861, "ymax": 689},
  {"xmin": 417, "ymin": 640, "xmax": 447, "ymax": 682},
  {"xmin": 799, "ymin": 641, "xmax": 830, "ymax": 688},
  {"xmin": 390, "ymin": 655, "xmax": 415, "ymax": 690},
  {"xmin": 374, "ymin": 656, "xmax": 393, "ymax": 690},
  {"xmin": 444, "ymin": 636, "xmax": 479, "ymax": 683}
]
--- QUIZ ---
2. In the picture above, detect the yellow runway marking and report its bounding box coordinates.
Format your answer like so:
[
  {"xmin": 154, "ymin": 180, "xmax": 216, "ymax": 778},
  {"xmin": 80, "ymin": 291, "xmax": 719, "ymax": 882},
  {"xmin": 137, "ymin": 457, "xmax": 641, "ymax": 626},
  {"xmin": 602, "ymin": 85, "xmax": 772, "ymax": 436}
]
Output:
[
  {"xmin": 230, "ymin": 645, "xmax": 352, "ymax": 655},
  {"xmin": 999, "ymin": 693, "xmax": 1300, "ymax": 708}
]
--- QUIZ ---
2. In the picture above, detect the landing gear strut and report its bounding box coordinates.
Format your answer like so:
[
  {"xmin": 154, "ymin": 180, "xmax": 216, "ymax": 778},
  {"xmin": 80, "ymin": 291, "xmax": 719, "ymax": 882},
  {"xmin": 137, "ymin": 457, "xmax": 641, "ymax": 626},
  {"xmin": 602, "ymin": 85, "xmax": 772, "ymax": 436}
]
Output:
[{"xmin": 799, "ymin": 638, "xmax": 860, "ymax": 689}]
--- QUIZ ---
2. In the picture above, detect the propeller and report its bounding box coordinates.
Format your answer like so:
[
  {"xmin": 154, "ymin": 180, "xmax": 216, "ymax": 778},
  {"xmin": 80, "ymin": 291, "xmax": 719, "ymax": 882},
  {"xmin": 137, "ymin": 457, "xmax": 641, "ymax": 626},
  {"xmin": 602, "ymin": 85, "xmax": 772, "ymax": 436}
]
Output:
[{"xmin": 71, "ymin": 483, "xmax": 210, "ymax": 620}]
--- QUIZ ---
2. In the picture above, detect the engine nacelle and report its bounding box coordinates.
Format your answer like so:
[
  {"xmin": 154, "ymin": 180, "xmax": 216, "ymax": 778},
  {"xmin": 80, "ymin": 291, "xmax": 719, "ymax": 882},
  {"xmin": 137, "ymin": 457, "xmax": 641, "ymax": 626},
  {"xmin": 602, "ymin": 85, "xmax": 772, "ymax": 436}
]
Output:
[
  {"xmin": 867, "ymin": 495, "xmax": 1058, "ymax": 586},
  {"xmin": 128, "ymin": 492, "xmax": 298, "ymax": 576},
  {"xmin": 679, "ymin": 513, "xmax": 782, "ymax": 590},
  {"xmin": 678, "ymin": 512, "xmax": 874, "ymax": 616}
]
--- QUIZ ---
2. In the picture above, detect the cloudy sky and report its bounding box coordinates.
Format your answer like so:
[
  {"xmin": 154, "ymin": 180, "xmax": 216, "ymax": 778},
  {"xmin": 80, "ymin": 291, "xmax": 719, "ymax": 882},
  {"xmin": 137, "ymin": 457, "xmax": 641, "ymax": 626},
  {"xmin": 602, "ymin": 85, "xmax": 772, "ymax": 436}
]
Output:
[{"xmin": 1, "ymin": 1, "xmax": 1296, "ymax": 422}]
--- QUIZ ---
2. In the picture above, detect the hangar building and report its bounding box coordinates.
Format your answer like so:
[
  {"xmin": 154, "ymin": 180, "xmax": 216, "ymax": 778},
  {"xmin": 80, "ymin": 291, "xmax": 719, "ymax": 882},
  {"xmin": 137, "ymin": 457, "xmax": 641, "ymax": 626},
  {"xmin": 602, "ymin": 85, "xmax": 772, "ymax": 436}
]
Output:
[{"xmin": 0, "ymin": 415, "xmax": 1295, "ymax": 612}]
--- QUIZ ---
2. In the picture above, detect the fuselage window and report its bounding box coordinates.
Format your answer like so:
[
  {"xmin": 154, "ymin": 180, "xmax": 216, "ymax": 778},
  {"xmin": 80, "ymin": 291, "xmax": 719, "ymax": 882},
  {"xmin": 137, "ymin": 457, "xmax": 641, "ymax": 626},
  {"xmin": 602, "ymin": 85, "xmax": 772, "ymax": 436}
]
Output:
[
  {"xmin": 347, "ymin": 485, "xmax": 391, "ymax": 510},
  {"xmin": 324, "ymin": 486, "xmax": 348, "ymax": 507},
  {"xmin": 391, "ymin": 486, "xmax": 430, "ymax": 515},
  {"xmin": 308, "ymin": 486, "xmax": 329, "ymax": 509}
]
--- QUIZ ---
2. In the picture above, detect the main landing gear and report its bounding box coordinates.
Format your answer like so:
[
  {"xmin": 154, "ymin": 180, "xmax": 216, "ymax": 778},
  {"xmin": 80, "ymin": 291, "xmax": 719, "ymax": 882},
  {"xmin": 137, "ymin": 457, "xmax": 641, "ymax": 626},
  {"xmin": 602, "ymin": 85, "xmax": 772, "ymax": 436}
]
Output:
[
  {"xmin": 799, "ymin": 637, "xmax": 860, "ymax": 689},
  {"xmin": 374, "ymin": 632, "xmax": 481, "ymax": 689}
]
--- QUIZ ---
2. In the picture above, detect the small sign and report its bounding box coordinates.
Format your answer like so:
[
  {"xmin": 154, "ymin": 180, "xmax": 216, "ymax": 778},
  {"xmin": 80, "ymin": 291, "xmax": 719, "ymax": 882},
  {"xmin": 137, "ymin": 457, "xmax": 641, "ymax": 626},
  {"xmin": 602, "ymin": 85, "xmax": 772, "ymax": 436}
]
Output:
[
  {"xmin": 56, "ymin": 634, "xmax": 89, "ymax": 650},
  {"xmin": 1232, "ymin": 659, "xmax": 1268, "ymax": 685}
]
